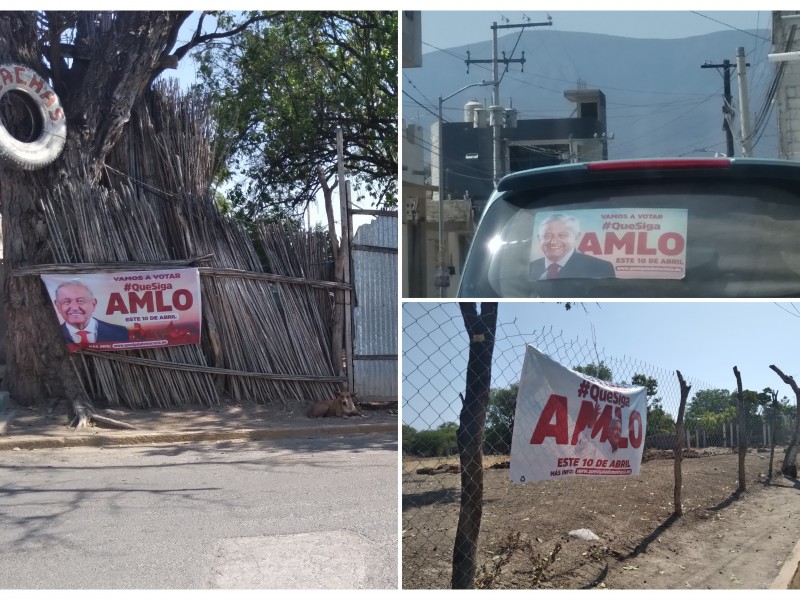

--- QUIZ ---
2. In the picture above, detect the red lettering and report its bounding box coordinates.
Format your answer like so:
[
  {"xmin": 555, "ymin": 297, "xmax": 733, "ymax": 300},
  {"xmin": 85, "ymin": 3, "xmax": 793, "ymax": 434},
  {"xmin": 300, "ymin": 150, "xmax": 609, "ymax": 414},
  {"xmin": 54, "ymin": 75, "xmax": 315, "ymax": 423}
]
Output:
[
  {"xmin": 129, "ymin": 291, "xmax": 154, "ymax": 313},
  {"xmin": 578, "ymin": 232, "xmax": 602, "ymax": 255},
  {"xmin": 106, "ymin": 292, "xmax": 129, "ymax": 315},
  {"xmin": 658, "ymin": 232, "xmax": 684, "ymax": 256},
  {"xmin": 530, "ymin": 394, "xmax": 568, "ymax": 445},
  {"xmin": 13, "ymin": 66, "xmax": 27, "ymax": 85},
  {"xmin": 636, "ymin": 232, "xmax": 657, "ymax": 255},
  {"xmin": 629, "ymin": 409, "xmax": 643, "ymax": 448},
  {"xmin": 49, "ymin": 108, "xmax": 64, "ymax": 122},
  {"xmin": 39, "ymin": 90, "xmax": 56, "ymax": 108},
  {"xmin": 614, "ymin": 406, "xmax": 628, "ymax": 449},
  {"xmin": 0, "ymin": 68, "xmax": 12, "ymax": 85},
  {"xmin": 106, "ymin": 289, "xmax": 194, "ymax": 315},
  {"xmin": 172, "ymin": 289, "xmax": 193, "ymax": 310},
  {"xmin": 155, "ymin": 290, "xmax": 173, "ymax": 312},
  {"xmin": 28, "ymin": 74, "xmax": 45, "ymax": 94},
  {"xmin": 571, "ymin": 399, "xmax": 597, "ymax": 445},
  {"xmin": 604, "ymin": 232, "xmax": 634, "ymax": 254},
  {"xmin": 592, "ymin": 404, "xmax": 613, "ymax": 440}
]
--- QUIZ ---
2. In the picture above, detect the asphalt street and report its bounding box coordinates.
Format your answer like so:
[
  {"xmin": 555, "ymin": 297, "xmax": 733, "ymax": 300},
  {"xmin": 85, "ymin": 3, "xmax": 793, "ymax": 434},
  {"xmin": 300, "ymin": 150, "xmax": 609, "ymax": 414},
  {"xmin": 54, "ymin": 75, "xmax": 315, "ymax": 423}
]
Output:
[{"xmin": 0, "ymin": 431, "xmax": 397, "ymax": 589}]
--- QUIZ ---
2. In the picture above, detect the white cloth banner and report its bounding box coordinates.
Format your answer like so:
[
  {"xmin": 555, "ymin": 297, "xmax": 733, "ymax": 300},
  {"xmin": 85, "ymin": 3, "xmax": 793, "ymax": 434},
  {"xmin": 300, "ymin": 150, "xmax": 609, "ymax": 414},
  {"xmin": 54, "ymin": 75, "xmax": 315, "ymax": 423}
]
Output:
[{"xmin": 510, "ymin": 345, "xmax": 648, "ymax": 483}]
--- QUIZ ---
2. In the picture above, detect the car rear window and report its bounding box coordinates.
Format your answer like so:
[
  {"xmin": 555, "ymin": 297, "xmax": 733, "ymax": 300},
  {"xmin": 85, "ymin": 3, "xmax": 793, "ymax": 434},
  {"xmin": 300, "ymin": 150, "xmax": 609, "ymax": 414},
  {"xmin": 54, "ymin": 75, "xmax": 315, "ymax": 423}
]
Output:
[{"xmin": 459, "ymin": 180, "xmax": 800, "ymax": 297}]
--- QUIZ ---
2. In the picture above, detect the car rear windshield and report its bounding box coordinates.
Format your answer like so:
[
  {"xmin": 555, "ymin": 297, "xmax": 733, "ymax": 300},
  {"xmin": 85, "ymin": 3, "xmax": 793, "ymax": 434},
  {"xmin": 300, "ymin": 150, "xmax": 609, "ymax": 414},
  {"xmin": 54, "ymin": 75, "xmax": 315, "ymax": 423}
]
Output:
[{"xmin": 459, "ymin": 179, "xmax": 800, "ymax": 298}]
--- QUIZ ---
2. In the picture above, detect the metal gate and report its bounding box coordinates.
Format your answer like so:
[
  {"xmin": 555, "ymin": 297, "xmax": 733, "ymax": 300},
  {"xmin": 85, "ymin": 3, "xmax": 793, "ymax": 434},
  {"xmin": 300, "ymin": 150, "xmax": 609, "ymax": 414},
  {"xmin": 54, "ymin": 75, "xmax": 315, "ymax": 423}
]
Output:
[{"xmin": 351, "ymin": 213, "xmax": 398, "ymax": 403}]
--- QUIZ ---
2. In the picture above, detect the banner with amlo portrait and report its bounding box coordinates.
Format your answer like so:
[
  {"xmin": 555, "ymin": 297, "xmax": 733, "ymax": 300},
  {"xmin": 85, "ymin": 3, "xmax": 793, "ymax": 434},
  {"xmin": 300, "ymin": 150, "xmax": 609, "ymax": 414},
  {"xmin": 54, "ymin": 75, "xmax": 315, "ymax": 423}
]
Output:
[
  {"xmin": 510, "ymin": 345, "xmax": 648, "ymax": 483},
  {"xmin": 531, "ymin": 208, "xmax": 688, "ymax": 280},
  {"xmin": 41, "ymin": 268, "xmax": 202, "ymax": 352}
]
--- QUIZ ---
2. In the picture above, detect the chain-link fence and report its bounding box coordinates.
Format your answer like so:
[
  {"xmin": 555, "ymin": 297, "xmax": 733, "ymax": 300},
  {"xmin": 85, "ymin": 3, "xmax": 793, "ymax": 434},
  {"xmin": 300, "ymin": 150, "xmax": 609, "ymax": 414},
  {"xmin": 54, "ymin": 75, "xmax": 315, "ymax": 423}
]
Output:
[{"xmin": 402, "ymin": 302, "xmax": 796, "ymax": 589}]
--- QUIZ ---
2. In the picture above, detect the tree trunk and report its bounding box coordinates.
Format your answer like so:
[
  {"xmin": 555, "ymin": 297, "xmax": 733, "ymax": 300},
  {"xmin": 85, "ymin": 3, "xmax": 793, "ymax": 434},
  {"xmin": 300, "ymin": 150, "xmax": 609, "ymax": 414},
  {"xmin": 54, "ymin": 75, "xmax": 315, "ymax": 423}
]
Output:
[
  {"xmin": 451, "ymin": 302, "xmax": 497, "ymax": 589},
  {"xmin": 769, "ymin": 364, "xmax": 800, "ymax": 476},
  {"xmin": 318, "ymin": 167, "xmax": 343, "ymax": 377},
  {"xmin": 673, "ymin": 370, "xmax": 691, "ymax": 516},
  {"xmin": 733, "ymin": 366, "xmax": 746, "ymax": 491},
  {"xmin": 0, "ymin": 12, "xmax": 188, "ymax": 408},
  {"xmin": 769, "ymin": 391, "xmax": 778, "ymax": 481}
]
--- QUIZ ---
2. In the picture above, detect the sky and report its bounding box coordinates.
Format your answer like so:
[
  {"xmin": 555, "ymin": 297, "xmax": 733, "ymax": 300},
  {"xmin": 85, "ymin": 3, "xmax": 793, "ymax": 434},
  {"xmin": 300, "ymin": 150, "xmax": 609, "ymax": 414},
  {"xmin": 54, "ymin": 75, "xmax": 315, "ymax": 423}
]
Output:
[
  {"xmin": 421, "ymin": 10, "xmax": 767, "ymax": 51},
  {"xmin": 403, "ymin": 301, "xmax": 800, "ymax": 430}
]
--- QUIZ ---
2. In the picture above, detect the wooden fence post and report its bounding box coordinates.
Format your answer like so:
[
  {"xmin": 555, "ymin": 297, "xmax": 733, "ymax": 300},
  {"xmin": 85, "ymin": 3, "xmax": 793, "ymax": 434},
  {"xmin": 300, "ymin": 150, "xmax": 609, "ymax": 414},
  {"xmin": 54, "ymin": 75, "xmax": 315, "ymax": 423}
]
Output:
[
  {"xmin": 769, "ymin": 364, "xmax": 800, "ymax": 476},
  {"xmin": 674, "ymin": 371, "xmax": 691, "ymax": 516},
  {"xmin": 733, "ymin": 367, "xmax": 746, "ymax": 491},
  {"xmin": 451, "ymin": 302, "xmax": 498, "ymax": 589},
  {"xmin": 769, "ymin": 392, "xmax": 778, "ymax": 480}
]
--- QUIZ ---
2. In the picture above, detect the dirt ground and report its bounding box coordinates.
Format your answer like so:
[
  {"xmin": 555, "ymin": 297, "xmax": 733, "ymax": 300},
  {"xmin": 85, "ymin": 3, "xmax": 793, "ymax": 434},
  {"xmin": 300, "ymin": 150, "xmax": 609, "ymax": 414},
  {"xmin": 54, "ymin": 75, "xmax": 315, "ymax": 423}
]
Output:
[
  {"xmin": 1, "ymin": 396, "xmax": 398, "ymax": 439},
  {"xmin": 402, "ymin": 448, "xmax": 800, "ymax": 589}
]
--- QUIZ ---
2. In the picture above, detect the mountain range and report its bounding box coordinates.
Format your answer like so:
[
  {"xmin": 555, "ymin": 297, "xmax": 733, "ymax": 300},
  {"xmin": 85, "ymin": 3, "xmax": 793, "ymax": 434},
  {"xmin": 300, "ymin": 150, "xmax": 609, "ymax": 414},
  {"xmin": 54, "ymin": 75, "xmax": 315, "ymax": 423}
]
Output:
[{"xmin": 403, "ymin": 28, "xmax": 778, "ymax": 160}]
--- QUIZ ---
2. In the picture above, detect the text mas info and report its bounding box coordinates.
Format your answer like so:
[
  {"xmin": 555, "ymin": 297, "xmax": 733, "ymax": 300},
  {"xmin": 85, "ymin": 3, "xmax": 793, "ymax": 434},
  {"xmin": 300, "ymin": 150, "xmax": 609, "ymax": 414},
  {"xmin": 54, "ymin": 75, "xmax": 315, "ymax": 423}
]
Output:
[
  {"xmin": 41, "ymin": 269, "xmax": 202, "ymax": 352},
  {"xmin": 509, "ymin": 346, "xmax": 648, "ymax": 483}
]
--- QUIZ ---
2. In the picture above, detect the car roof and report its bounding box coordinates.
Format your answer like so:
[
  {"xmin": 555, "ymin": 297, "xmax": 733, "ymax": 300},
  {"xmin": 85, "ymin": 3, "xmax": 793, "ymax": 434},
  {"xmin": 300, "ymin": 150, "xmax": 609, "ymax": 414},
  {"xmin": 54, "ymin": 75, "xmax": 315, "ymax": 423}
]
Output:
[{"xmin": 496, "ymin": 157, "xmax": 800, "ymax": 194}]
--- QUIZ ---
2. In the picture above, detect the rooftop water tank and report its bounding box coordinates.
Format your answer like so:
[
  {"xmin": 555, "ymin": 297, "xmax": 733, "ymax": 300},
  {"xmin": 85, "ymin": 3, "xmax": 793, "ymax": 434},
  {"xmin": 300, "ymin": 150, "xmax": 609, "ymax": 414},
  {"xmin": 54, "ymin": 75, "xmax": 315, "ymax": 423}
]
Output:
[{"xmin": 464, "ymin": 101, "xmax": 482, "ymax": 124}]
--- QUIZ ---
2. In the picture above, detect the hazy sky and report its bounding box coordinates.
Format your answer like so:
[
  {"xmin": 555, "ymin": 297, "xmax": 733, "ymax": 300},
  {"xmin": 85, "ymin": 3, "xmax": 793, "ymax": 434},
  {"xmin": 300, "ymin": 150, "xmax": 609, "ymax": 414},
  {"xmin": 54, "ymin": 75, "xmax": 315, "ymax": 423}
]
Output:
[
  {"xmin": 422, "ymin": 10, "xmax": 767, "ymax": 51},
  {"xmin": 403, "ymin": 301, "xmax": 800, "ymax": 430}
]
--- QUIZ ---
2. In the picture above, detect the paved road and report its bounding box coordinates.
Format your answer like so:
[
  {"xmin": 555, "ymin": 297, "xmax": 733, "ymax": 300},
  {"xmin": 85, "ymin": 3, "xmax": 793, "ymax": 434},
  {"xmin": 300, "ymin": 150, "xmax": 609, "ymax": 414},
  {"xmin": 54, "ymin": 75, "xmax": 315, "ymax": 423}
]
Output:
[{"xmin": 0, "ymin": 432, "xmax": 397, "ymax": 589}]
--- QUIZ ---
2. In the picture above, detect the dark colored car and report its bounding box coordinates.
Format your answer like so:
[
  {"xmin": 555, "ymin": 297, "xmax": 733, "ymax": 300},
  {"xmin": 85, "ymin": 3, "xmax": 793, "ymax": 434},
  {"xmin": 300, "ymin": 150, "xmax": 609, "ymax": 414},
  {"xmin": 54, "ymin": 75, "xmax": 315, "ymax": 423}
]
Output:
[{"xmin": 457, "ymin": 158, "xmax": 800, "ymax": 298}]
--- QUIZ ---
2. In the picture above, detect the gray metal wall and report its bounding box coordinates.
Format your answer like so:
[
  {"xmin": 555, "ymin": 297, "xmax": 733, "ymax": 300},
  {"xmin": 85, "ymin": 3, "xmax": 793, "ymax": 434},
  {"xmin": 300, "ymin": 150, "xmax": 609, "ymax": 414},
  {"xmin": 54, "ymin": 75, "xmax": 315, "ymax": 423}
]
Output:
[{"xmin": 352, "ymin": 215, "xmax": 398, "ymax": 402}]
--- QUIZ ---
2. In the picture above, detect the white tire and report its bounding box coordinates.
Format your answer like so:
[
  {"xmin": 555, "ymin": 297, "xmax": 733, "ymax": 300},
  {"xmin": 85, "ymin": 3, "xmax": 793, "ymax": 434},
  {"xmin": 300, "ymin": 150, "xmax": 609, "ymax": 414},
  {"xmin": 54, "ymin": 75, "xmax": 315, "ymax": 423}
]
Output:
[{"xmin": 0, "ymin": 63, "xmax": 67, "ymax": 171}]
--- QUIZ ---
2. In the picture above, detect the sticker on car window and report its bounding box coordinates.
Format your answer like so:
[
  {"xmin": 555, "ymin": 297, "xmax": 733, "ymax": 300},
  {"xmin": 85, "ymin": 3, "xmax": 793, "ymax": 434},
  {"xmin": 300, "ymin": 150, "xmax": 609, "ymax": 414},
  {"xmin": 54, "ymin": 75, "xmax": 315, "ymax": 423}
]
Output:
[{"xmin": 530, "ymin": 209, "xmax": 688, "ymax": 280}]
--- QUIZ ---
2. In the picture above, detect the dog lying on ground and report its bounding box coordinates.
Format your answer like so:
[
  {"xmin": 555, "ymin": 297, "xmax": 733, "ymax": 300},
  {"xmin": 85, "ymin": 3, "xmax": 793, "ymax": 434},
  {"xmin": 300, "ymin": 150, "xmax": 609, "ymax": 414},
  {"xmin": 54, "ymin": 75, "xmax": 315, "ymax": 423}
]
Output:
[{"xmin": 306, "ymin": 390, "xmax": 365, "ymax": 418}]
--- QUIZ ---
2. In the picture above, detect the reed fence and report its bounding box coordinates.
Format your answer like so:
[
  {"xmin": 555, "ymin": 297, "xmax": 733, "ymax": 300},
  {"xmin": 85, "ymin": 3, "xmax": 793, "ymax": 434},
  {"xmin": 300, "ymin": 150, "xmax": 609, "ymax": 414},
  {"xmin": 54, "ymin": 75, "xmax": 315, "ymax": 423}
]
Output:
[{"xmin": 27, "ymin": 82, "xmax": 343, "ymax": 410}]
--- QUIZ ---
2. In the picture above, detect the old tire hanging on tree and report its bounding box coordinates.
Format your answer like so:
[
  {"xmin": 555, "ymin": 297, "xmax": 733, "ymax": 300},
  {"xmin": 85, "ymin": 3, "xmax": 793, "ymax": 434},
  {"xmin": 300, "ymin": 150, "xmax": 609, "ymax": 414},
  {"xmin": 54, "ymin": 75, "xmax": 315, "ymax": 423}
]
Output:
[{"xmin": 0, "ymin": 63, "xmax": 66, "ymax": 170}]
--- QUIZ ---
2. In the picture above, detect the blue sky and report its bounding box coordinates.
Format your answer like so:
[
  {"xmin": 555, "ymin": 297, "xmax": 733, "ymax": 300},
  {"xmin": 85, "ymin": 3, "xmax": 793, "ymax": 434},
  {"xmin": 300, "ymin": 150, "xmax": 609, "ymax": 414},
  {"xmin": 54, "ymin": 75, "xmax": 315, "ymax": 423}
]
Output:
[
  {"xmin": 403, "ymin": 301, "xmax": 800, "ymax": 430},
  {"xmin": 422, "ymin": 10, "xmax": 767, "ymax": 51}
]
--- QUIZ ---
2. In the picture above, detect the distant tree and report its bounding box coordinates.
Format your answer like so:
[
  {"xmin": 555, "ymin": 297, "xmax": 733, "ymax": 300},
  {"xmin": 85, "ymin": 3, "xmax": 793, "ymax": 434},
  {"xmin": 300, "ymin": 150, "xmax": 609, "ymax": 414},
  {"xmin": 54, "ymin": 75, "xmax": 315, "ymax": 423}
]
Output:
[
  {"xmin": 629, "ymin": 374, "xmax": 675, "ymax": 434},
  {"xmin": 685, "ymin": 388, "xmax": 732, "ymax": 429},
  {"xmin": 402, "ymin": 424, "xmax": 418, "ymax": 455},
  {"xmin": 631, "ymin": 373, "xmax": 658, "ymax": 397},
  {"xmin": 406, "ymin": 422, "xmax": 458, "ymax": 457},
  {"xmin": 574, "ymin": 361, "xmax": 613, "ymax": 381},
  {"xmin": 195, "ymin": 11, "xmax": 398, "ymax": 220},
  {"xmin": 483, "ymin": 384, "xmax": 519, "ymax": 455},
  {"xmin": 684, "ymin": 387, "xmax": 768, "ymax": 440}
]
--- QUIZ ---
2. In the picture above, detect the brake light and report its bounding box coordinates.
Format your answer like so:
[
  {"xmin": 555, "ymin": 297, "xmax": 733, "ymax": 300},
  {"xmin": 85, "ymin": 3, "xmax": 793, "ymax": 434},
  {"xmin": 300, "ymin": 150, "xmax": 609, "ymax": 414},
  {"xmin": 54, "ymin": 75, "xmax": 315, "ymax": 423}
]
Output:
[{"xmin": 587, "ymin": 158, "xmax": 731, "ymax": 171}]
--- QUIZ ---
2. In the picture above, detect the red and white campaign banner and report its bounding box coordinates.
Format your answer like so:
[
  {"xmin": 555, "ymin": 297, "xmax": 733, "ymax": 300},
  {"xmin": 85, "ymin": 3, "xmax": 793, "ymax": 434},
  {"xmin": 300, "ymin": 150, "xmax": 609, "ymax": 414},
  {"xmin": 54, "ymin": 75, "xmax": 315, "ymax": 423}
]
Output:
[
  {"xmin": 510, "ymin": 345, "xmax": 648, "ymax": 483},
  {"xmin": 41, "ymin": 268, "xmax": 202, "ymax": 352}
]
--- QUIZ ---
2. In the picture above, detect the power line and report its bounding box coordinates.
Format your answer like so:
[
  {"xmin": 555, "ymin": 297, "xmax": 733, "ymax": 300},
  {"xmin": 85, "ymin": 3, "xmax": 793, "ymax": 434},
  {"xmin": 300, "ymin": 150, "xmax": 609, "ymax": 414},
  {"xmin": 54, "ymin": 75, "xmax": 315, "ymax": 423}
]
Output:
[
  {"xmin": 690, "ymin": 11, "xmax": 771, "ymax": 42},
  {"xmin": 404, "ymin": 73, "xmax": 437, "ymax": 112},
  {"xmin": 402, "ymin": 90, "xmax": 440, "ymax": 121}
]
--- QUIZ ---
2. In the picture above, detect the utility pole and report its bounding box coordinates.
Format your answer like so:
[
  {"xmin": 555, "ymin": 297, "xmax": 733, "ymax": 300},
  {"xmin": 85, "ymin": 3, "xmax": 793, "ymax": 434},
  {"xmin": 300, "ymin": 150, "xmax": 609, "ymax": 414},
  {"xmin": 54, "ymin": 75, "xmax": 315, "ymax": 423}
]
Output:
[
  {"xmin": 701, "ymin": 59, "xmax": 736, "ymax": 157},
  {"xmin": 736, "ymin": 47, "xmax": 753, "ymax": 157},
  {"xmin": 466, "ymin": 17, "xmax": 552, "ymax": 184},
  {"xmin": 436, "ymin": 81, "xmax": 494, "ymax": 297}
]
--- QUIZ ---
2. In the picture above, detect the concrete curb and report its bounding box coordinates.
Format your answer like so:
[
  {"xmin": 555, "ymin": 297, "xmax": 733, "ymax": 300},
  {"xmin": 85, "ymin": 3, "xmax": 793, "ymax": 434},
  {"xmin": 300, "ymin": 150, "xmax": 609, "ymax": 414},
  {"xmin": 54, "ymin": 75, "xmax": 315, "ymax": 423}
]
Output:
[
  {"xmin": 0, "ymin": 422, "xmax": 397, "ymax": 451},
  {"xmin": 771, "ymin": 533, "xmax": 800, "ymax": 589}
]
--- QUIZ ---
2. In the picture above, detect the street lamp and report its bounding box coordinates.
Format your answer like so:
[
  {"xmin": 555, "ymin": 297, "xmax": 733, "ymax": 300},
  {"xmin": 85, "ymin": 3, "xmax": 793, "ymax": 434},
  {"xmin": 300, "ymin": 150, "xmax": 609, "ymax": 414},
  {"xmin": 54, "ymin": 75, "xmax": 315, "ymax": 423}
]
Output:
[{"xmin": 435, "ymin": 81, "xmax": 495, "ymax": 297}]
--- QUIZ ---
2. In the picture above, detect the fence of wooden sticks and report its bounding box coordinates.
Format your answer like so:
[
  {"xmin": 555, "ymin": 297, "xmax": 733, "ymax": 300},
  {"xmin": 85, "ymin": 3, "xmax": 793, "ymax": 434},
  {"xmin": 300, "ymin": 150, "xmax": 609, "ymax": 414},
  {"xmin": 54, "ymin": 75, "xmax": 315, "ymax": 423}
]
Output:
[{"xmin": 27, "ymin": 82, "xmax": 344, "ymax": 410}]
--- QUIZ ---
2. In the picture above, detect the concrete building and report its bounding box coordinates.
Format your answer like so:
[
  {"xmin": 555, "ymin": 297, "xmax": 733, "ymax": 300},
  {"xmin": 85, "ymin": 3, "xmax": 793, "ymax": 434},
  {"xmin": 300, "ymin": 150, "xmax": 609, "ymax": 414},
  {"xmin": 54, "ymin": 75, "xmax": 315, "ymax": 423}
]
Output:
[
  {"xmin": 402, "ymin": 11, "xmax": 422, "ymax": 69},
  {"xmin": 773, "ymin": 11, "xmax": 800, "ymax": 160},
  {"xmin": 401, "ymin": 120, "xmax": 437, "ymax": 297}
]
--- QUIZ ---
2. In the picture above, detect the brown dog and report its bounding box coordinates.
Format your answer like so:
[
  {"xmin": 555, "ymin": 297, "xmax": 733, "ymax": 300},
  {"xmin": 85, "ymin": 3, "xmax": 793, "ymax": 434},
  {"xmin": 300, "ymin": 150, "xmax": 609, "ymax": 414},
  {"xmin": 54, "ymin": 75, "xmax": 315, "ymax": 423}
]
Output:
[{"xmin": 306, "ymin": 390, "xmax": 363, "ymax": 418}]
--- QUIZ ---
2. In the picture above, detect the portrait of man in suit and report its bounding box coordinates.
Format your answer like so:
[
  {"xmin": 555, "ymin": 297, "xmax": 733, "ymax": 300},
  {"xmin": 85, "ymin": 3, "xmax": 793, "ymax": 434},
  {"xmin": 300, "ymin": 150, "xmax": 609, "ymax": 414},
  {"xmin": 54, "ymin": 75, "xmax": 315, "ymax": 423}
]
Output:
[
  {"xmin": 529, "ymin": 213, "xmax": 616, "ymax": 281},
  {"xmin": 54, "ymin": 281, "xmax": 129, "ymax": 346}
]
